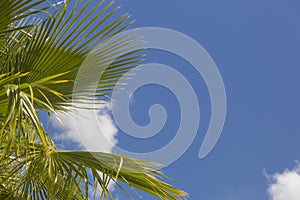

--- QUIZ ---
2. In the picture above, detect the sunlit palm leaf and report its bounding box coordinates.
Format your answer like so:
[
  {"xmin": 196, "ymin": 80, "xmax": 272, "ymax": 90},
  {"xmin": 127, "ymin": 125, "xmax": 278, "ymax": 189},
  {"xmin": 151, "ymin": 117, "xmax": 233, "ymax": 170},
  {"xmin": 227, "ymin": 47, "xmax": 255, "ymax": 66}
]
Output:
[
  {"xmin": 1, "ymin": 140, "xmax": 187, "ymax": 199},
  {"xmin": 18, "ymin": 0, "xmax": 143, "ymax": 111}
]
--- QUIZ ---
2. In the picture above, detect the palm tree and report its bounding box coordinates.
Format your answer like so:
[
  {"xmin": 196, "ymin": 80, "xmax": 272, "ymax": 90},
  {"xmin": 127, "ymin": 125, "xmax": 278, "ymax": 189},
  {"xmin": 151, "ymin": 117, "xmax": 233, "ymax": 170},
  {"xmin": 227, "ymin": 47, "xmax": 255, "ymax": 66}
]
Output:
[{"xmin": 0, "ymin": 0, "xmax": 187, "ymax": 199}]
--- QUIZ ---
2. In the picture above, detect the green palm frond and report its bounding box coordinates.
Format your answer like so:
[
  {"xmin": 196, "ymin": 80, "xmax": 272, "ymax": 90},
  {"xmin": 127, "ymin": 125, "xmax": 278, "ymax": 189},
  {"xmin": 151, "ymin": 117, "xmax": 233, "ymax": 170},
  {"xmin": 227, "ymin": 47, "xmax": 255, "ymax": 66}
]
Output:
[
  {"xmin": 18, "ymin": 0, "xmax": 143, "ymax": 111},
  {"xmin": 1, "ymin": 140, "xmax": 187, "ymax": 199}
]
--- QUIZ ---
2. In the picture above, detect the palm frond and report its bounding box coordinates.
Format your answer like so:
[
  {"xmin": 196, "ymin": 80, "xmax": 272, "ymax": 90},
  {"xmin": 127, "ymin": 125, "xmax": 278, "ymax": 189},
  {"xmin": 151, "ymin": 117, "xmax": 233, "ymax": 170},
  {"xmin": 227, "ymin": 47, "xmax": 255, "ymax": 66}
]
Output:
[
  {"xmin": 54, "ymin": 151, "xmax": 187, "ymax": 200},
  {"xmin": 17, "ymin": 0, "xmax": 143, "ymax": 111},
  {"xmin": 1, "ymin": 140, "xmax": 187, "ymax": 199}
]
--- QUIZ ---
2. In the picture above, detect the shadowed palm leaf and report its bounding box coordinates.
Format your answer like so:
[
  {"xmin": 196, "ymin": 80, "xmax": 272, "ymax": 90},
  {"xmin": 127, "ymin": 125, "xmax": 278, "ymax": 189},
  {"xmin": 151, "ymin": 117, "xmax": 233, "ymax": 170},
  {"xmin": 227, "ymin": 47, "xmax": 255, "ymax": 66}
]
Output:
[{"xmin": 0, "ymin": 0, "xmax": 187, "ymax": 199}]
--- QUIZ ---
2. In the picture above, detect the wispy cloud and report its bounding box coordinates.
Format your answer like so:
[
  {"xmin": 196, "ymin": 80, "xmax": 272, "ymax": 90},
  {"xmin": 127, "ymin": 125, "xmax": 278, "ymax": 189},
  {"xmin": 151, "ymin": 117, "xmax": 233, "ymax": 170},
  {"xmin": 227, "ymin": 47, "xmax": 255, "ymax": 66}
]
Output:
[{"xmin": 266, "ymin": 162, "xmax": 300, "ymax": 200}]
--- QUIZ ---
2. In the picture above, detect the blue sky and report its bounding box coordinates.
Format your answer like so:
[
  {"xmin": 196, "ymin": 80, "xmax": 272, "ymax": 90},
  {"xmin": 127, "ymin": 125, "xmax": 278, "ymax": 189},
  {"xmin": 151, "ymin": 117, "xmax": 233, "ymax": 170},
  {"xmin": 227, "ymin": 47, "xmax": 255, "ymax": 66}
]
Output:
[
  {"xmin": 51, "ymin": 0, "xmax": 300, "ymax": 199},
  {"xmin": 113, "ymin": 0, "xmax": 300, "ymax": 199}
]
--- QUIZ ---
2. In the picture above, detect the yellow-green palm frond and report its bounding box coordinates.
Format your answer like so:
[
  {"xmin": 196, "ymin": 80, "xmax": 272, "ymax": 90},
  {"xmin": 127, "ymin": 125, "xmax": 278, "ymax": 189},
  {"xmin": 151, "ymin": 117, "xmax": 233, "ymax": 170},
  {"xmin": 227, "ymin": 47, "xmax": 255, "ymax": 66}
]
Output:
[{"xmin": 1, "ymin": 139, "xmax": 187, "ymax": 199}]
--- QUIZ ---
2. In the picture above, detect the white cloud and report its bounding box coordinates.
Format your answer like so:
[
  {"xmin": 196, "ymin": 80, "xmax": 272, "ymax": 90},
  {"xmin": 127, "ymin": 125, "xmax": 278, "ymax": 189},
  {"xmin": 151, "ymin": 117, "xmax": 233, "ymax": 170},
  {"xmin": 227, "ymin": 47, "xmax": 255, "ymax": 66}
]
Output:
[
  {"xmin": 51, "ymin": 103, "xmax": 118, "ymax": 152},
  {"xmin": 266, "ymin": 163, "xmax": 300, "ymax": 200}
]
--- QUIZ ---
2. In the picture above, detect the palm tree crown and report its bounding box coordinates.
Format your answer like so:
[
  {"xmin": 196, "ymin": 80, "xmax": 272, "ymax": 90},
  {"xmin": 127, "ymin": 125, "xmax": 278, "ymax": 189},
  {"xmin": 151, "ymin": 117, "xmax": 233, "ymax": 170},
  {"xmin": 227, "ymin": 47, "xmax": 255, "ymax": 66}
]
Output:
[{"xmin": 0, "ymin": 0, "xmax": 187, "ymax": 199}]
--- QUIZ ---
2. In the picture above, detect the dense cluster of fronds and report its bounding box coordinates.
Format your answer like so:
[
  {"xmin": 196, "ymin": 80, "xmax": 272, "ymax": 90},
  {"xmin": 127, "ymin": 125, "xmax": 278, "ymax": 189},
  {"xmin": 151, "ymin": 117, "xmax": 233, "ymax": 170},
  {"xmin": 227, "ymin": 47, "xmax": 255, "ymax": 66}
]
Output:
[{"xmin": 0, "ymin": 0, "xmax": 187, "ymax": 199}]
